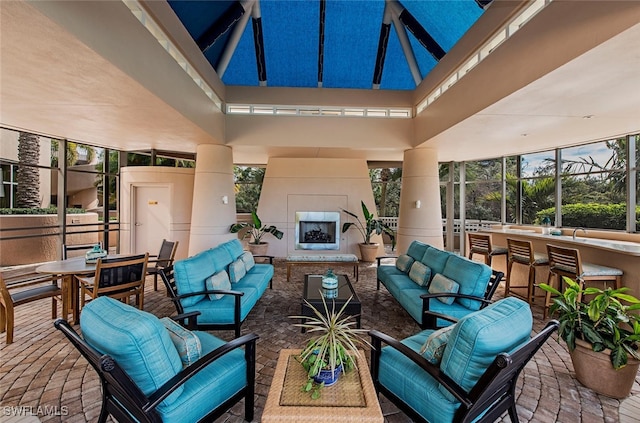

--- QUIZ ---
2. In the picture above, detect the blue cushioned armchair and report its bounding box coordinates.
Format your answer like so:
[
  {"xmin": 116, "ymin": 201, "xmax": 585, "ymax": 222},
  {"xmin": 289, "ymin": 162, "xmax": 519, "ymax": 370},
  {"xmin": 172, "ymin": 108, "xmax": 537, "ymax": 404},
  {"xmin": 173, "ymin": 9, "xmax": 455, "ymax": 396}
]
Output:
[
  {"xmin": 55, "ymin": 297, "xmax": 258, "ymax": 423},
  {"xmin": 369, "ymin": 297, "xmax": 558, "ymax": 423}
]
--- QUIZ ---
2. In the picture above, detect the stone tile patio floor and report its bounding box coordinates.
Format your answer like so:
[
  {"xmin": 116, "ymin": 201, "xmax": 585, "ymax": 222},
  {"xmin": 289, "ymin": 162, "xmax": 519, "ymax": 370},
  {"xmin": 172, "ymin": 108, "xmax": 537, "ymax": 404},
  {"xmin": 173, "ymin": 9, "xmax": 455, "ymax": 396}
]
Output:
[{"xmin": 1, "ymin": 258, "xmax": 639, "ymax": 422}]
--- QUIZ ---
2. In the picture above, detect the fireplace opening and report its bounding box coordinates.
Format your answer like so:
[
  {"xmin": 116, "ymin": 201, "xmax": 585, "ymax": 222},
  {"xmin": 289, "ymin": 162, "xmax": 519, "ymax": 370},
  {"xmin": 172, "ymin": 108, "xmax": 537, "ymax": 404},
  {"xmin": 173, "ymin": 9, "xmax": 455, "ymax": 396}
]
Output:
[{"xmin": 295, "ymin": 211, "xmax": 340, "ymax": 250}]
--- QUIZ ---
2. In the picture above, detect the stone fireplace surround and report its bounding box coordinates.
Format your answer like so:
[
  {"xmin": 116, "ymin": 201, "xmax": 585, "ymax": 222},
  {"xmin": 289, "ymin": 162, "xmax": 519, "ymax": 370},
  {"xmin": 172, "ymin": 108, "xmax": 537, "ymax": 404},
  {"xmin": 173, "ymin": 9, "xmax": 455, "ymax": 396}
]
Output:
[{"xmin": 255, "ymin": 158, "xmax": 385, "ymax": 259}]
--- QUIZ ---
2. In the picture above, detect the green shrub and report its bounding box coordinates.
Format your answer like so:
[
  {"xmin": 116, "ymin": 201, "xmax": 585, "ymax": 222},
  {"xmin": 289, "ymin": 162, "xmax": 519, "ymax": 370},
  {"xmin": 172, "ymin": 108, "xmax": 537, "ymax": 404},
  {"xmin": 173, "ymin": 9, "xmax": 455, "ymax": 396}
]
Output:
[
  {"xmin": 535, "ymin": 203, "xmax": 638, "ymax": 230},
  {"xmin": 0, "ymin": 207, "xmax": 87, "ymax": 215}
]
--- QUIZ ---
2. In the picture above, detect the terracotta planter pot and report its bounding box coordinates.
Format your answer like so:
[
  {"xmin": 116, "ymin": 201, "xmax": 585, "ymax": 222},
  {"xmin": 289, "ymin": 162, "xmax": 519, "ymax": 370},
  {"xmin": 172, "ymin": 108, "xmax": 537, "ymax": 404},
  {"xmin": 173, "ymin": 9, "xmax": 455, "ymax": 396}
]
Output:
[
  {"xmin": 247, "ymin": 242, "xmax": 269, "ymax": 256},
  {"xmin": 570, "ymin": 338, "xmax": 640, "ymax": 399},
  {"xmin": 358, "ymin": 243, "xmax": 379, "ymax": 262}
]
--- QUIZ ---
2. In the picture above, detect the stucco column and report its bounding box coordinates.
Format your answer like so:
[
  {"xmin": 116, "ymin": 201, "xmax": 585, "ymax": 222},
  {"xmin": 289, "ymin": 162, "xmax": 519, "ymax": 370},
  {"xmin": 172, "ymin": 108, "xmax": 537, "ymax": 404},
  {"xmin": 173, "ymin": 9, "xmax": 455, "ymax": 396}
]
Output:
[
  {"xmin": 188, "ymin": 144, "xmax": 236, "ymax": 255},
  {"xmin": 397, "ymin": 148, "xmax": 443, "ymax": 253}
]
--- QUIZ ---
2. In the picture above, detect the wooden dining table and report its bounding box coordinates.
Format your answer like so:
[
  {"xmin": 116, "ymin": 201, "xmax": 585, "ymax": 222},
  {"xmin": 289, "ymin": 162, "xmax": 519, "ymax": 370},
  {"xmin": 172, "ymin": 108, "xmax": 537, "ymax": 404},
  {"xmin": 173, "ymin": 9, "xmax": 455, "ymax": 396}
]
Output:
[{"xmin": 36, "ymin": 257, "xmax": 98, "ymax": 324}]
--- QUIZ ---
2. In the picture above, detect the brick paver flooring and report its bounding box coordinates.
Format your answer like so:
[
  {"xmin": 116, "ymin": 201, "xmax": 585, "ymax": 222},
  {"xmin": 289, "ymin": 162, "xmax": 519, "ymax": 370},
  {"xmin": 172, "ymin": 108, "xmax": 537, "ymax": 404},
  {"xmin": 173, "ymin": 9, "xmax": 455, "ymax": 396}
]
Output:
[{"xmin": 1, "ymin": 258, "xmax": 638, "ymax": 422}]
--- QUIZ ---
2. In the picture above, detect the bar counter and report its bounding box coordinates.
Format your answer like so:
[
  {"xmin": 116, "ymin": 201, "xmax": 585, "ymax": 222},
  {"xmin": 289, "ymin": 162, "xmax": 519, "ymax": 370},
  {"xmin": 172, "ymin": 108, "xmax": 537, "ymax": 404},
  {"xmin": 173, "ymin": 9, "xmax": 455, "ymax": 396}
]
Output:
[{"xmin": 479, "ymin": 227, "xmax": 640, "ymax": 297}]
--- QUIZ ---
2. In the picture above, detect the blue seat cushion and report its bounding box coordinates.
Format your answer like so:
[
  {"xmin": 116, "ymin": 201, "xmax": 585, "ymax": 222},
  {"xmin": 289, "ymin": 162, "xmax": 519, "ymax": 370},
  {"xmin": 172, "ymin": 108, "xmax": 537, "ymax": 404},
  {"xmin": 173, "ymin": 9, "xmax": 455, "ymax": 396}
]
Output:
[
  {"xmin": 439, "ymin": 297, "xmax": 533, "ymax": 401},
  {"xmin": 183, "ymin": 284, "xmax": 263, "ymax": 325},
  {"xmin": 426, "ymin": 299, "xmax": 474, "ymax": 327},
  {"xmin": 377, "ymin": 265, "xmax": 406, "ymax": 283},
  {"xmin": 80, "ymin": 297, "xmax": 184, "ymax": 406},
  {"xmin": 442, "ymin": 256, "xmax": 491, "ymax": 310},
  {"xmin": 156, "ymin": 331, "xmax": 247, "ymax": 423},
  {"xmin": 379, "ymin": 329, "xmax": 460, "ymax": 422}
]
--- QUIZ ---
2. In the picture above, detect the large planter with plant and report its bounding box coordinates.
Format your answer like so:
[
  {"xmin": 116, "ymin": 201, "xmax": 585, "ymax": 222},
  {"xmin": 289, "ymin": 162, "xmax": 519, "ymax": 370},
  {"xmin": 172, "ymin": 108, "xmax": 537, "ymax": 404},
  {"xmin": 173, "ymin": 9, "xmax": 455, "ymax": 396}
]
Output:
[
  {"xmin": 230, "ymin": 210, "xmax": 283, "ymax": 256},
  {"xmin": 540, "ymin": 278, "xmax": 640, "ymax": 398},
  {"xmin": 341, "ymin": 201, "xmax": 395, "ymax": 262},
  {"xmin": 289, "ymin": 295, "xmax": 369, "ymax": 399}
]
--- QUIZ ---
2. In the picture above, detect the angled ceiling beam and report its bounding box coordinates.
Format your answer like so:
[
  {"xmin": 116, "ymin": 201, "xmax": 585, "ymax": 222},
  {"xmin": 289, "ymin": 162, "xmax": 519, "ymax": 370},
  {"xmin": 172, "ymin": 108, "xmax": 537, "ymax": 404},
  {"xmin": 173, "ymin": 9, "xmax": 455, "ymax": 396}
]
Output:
[
  {"xmin": 217, "ymin": 1, "xmax": 254, "ymax": 78},
  {"xmin": 388, "ymin": 1, "xmax": 422, "ymax": 86},
  {"xmin": 251, "ymin": 0, "xmax": 267, "ymax": 86},
  {"xmin": 197, "ymin": 1, "xmax": 249, "ymax": 54},
  {"xmin": 318, "ymin": 0, "xmax": 326, "ymax": 87},
  {"xmin": 372, "ymin": 4, "xmax": 393, "ymax": 89},
  {"xmin": 397, "ymin": 7, "xmax": 445, "ymax": 61},
  {"xmin": 475, "ymin": 0, "xmax": 493, "ymax": 9}
]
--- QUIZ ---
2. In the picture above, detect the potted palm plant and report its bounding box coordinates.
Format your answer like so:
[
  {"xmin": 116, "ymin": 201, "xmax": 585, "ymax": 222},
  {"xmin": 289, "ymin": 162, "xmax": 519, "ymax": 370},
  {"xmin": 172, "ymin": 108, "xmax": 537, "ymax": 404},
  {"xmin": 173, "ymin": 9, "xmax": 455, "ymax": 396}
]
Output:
[
  {"xmin": 341, "ymin": 201, "xmax": 395, "ymax": 262},
  {"xmin": 540, "ymin": 277, "xmax": 640, "ymax": 398},
  {"xmin": 229, "ymin": 210, "xmax": 283, "ymax": 256},
  {"xmin": 290, "ymin": 295, "xmax": 370, "ymax": 399}
]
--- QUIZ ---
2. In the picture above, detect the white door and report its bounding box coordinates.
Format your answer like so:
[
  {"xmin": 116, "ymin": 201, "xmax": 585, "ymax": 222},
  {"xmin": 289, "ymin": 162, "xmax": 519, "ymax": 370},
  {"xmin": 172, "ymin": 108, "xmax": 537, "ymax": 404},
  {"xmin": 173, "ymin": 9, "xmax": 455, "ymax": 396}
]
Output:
[{"xmin": 133, "ymin": 185, "xmax": 170, "ymax": 255}]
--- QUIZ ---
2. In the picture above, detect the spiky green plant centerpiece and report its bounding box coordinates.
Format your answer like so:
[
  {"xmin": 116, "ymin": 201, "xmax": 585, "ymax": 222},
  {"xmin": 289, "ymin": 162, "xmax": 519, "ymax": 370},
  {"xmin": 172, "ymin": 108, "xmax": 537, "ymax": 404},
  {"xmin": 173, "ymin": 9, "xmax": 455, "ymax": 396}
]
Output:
[{"xmin": 290, "ymin": 294, "xmax": 370, "ymax": 399}]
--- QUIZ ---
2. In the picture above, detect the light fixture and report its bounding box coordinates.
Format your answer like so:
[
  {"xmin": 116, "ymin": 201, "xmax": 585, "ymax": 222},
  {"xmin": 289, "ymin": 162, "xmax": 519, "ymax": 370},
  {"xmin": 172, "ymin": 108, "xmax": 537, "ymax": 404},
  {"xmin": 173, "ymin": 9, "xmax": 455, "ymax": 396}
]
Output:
[
  {"xmin": 222, "ymin": 195, "xmax": 229, "ymax": 205},
  {"xmin": 415, "ymin": 200, "xmax": 421, "ymax": 209}
]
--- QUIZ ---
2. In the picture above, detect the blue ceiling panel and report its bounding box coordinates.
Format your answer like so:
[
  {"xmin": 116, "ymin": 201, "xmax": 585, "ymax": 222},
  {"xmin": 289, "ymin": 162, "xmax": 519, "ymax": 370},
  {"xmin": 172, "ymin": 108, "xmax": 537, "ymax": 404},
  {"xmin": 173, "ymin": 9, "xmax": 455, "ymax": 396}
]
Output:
[
  {"xmin": 403, "ymin": 0, "xmax": 483, "ymax": 51},
  {"xmin": 167, "ymin": 0, "xmax": 489, "ymax": 91},
  {"xmin": 323, "ymin": 1, "xmax": 385, "ymax": 89},
  {"xmin": 261, "ymin": 1, "xmax": 319, "ymax": 88},
  {"xmin": 222, "ymin": 21, "xmax": 259, "ymax": 86}
]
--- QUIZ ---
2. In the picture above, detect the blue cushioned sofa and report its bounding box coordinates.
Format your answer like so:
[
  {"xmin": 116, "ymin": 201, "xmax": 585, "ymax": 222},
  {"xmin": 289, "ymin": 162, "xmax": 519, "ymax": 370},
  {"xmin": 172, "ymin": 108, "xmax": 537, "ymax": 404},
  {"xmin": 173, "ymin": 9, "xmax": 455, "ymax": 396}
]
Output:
[
  {"xmin": 377, "ymin": 240, "xmax": 503, "ymax": 329},
  {"xmin": 162, "ymin": 239, "xmax": 274, "ymax": 337},
  {"xmin": 55, "ymin": 296, "xmax": 258, "ymax": 423}
]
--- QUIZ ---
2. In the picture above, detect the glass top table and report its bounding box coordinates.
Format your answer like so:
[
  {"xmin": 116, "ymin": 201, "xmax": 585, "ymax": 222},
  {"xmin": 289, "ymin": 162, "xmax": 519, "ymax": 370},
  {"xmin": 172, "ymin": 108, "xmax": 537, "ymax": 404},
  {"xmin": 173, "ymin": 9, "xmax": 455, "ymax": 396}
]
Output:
[{"xmin": 301, "ymin": 274, "xmax": 361, "ymax": 330}]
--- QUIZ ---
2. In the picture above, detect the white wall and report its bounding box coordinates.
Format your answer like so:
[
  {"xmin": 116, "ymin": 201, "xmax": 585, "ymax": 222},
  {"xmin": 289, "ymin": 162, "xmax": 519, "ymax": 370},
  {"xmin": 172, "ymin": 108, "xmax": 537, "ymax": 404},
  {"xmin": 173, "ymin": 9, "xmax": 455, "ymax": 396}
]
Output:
[{"xmin": 120, "ymin": 166, "xmax": 194, "ymax": 260}]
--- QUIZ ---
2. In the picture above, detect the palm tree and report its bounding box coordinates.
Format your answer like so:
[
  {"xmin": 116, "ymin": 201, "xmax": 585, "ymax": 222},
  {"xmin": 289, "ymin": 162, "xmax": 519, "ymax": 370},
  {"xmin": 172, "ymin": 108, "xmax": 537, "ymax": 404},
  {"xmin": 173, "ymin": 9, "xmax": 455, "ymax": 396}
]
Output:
[{"xmin": 16, "ymin": 132, "xmax": 40, "ymax": 208}]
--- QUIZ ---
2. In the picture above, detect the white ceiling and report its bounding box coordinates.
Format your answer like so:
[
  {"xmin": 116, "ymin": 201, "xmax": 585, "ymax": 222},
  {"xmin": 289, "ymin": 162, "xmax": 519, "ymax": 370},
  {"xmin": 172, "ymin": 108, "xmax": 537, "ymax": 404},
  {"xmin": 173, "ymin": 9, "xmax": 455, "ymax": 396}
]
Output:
[{"xmin": 1, "ymin": 0, "xmax": 639, "ymax": 164}]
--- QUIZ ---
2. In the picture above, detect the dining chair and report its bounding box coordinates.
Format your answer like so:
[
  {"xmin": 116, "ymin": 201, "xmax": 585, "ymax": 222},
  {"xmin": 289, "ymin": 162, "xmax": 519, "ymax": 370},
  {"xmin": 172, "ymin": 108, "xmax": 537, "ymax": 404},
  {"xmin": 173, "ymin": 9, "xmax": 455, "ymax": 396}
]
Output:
[
  {"xmin": 76, "ymin": 253, "xmax": 148, "ymax": 310},
  {"xmin": 467, "ymin": 233, "xmax": 507, "ymax": 266},
  {"xmin": 544, "ymin": 244, "xmax": 622, "ymax": 319},
  {"xmin": 0, "ymin": 273, "xmax": 63, "ymax": 344},
  {"xmin": 505, "ymin": 238, "xmax": 549, "ymax": 304},
  {"xmin": 147, "ymin": 239, "xmax": 179, "ymax": 291}
]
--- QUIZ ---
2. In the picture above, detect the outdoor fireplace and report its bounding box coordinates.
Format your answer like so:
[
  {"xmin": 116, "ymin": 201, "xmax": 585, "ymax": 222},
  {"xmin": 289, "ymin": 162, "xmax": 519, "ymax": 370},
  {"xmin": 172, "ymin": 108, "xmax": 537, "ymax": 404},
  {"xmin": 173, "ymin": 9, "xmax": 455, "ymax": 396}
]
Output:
[{"xmin": 295, "ymin": 211, "xmax": 340, "ymax": 250}]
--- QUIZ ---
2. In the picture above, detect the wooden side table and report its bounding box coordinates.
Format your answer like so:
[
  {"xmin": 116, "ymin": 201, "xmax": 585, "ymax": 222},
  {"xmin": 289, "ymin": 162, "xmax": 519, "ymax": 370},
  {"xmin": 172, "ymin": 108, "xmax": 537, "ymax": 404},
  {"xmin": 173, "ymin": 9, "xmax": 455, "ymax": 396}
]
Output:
[{"xmin": 262, "ymin": 349, "xmax": 383, "ymax": 422}]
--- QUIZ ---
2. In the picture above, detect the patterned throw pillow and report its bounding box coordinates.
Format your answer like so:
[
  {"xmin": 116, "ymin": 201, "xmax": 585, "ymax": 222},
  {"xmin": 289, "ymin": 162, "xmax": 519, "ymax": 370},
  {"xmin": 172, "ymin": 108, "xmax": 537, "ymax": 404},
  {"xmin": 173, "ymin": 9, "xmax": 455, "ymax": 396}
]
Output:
[
  {"xmin": 419, "ymin": 325, "xmax": 455, "ymax": 365},
  {"xmin": 428, "ymin": 273, "xmax": 460, "ymax": 305},
  {"xmin": 240, "ymin": 251, "xmax": 255, "ymax": 272},
  {"xmin": 205, "ymin": 270, "xmax": 231, "ymax": 300},
  {"xmin": 395, "ymin": 254, "xmax": 415, "ymax": 273},
  {"xmin": 228, "ymin": 258, "xmax": 247, "ymax": 283},
  {"xmin": 408, "ymin": 261, "xmax": 431, "ymax": 287},
  {"xmin": 160, "ymin": 317, "xmax": 201, "ymax": 367}
]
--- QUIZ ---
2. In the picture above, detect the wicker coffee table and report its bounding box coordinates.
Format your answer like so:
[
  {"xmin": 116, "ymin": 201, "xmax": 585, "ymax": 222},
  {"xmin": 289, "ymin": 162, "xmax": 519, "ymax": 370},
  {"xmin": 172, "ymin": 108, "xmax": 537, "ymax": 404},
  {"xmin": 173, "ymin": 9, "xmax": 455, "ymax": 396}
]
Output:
[{"xmin": 262, "ymin": 349, "xmax": 383, "ymax": 422}]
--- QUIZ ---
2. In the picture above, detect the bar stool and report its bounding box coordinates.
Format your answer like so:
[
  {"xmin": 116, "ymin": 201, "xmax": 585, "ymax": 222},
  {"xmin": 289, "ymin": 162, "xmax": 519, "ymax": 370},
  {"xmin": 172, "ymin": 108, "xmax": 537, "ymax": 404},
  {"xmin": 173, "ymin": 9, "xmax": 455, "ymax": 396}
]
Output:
[
  {"xmin": 505, "ymin": 238, "xmax": 549, "ymax": 304},
  {"xmin": 467, "ymin": 233, "xmax": 508, "ymax": 265},
  {"xmin": 544, "ymin": 244, "xmax": 623, "ymax": 319}
]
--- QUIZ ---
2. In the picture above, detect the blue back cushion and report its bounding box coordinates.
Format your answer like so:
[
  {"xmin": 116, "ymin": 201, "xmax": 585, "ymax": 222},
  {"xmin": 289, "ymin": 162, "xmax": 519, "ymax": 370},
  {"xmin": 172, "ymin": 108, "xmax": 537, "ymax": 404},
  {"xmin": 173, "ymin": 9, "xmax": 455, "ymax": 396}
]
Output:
[
  {"xmin": 173, "ymin": 249, "xmax": 213, "ymax": 307},
  {"xmin": 406, "ymin": 241, "xmax": 431, "ymax": 262},
  {"xmin": 221, "ymin": 239, "xmax": 245, "ymax": 261},
  {"xmin": 80, "ymin": 297, "xmax": 184, "ymax": 405},
  {"xmin": 438, "ymin": 297, "xmax": 533, "ymax": 401},
  {"xmin": 442, "ymin": 256, "xmax": 492, "ymax": 310},
  {"xmin": 422, "ymin": 247, "xmax": 450, "ymax": 276}
]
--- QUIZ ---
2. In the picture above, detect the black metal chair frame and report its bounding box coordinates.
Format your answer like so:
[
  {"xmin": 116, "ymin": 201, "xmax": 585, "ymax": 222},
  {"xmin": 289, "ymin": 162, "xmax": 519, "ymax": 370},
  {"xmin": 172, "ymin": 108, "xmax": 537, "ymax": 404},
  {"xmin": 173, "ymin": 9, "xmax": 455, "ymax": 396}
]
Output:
[
  {"xmin": 159, "ymin": 258, "xmax": 273, "ymax": 337},
  {"xmin": 420, "ymin": 269, "xmax": 504, "ymax": 329},
  {"xmin": 54, "ymin": 317, "xmax": 258, "ymax": 423},
  {"xmin": 369, "ymin": 320, "xmax": 559, "ymax": 423}
]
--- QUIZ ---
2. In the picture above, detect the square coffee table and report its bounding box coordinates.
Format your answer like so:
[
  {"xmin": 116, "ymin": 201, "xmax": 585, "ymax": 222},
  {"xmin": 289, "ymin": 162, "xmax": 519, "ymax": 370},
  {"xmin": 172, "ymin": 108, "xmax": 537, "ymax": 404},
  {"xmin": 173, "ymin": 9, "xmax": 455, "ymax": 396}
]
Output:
[
  {"xmin": 262, "ymin": 349, "xmax": 383, "ymax": 423},
  {"xmin": 301, "ymin": 274, "xmax": 362, "ymax": 330}
]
